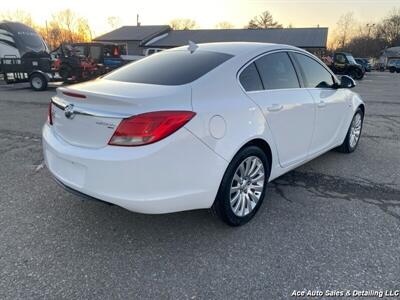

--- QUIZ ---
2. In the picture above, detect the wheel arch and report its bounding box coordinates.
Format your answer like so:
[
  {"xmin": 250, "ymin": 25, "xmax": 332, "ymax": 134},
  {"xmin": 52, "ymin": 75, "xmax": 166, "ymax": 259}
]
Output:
[
  {"xmin": 358, "ymin": 103, "xmax": 365, "ymax": 115},
  {"xmin": 29, "ymin": 70, "xmax": 50, "ymax": 81},
  {"xmin": 349, "ymin": 91, "xmax": 365, "ymax": 115},
  {"xmin": 349, "ymin": 65, "xmax": 361, "ymax": 71},
  {"xmin": 236, "ymin": 138, "xmax": 273, "ymax": 172},
  {"xmin": 211, "ymin": 136, "xmax": 274, "ymax": 224}
]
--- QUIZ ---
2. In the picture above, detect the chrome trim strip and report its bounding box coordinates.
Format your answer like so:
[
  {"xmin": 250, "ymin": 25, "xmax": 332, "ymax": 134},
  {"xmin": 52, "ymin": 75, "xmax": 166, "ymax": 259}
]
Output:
[
  {"xmin": 51, "ymin": 97, "xmax": 67, "ymax": 109},
  {"xmin": 51, "ymin": 97, "xmax": 132, "ymax": 119}
]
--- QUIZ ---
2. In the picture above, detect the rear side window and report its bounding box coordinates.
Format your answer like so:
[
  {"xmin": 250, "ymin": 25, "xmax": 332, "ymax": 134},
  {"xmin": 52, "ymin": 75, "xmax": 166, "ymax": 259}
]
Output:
[
  {"xmin": 293, "ymin": 53, "xmax": 335, "ymax": 88},
  {"xmin": 255, "ymin": 52, "xmax": 300, "ymax": 90},
  {"xmin": 104, "ymin": 50, "xmax": 233, "ymax": 85},
  {"xmin": 239, "ymin": 62, "xmax": 263, "ymax": 91}
]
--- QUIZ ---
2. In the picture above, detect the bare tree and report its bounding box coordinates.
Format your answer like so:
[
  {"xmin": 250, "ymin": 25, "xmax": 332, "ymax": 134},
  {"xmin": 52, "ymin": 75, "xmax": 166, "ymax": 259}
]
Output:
[
  {"xmin": 376, "ymin": 8, "xmax": 400, "ymax": 46},
  {"xmin": 215, "ymin": 21, "xmax": 234, "ymax": 29},
  {"xmin": 169, "ymin": 18, "xmax": 197, "ymax": 30},
  {"xmin": 344, "ymin": 35, "xmax": 386, "ymax": 57},
  {"xmin": 247, "ymin": 11, "xmax": 282, "ymax": 29},
  {"xmin": 52, "ymin": 10, "xmax": 76, "ymax": 42},
  {"xmin": 328, "ymin": 11, "xmax": 395, "ymax": 57},
  {"xmin": 0, "ymin": 10, "xmax": 34, "ymax": 27},
  {"xmin": 107, "ymin": 16, "xmax": 122, "ymax": 30},
  {"xmin": 354, "ymin": 22, "xmax": 376, "ymax": 38},
  {"xmin": 76, "ymin": 17, "xmax": 92, "ymax": 41},
  {"xmin": 35, "ymin": 10, "xmax": 92, "ymax": 49},
  {"xmin": 332, "ymin": 12, "xmax": 357, "ymax": 49}
]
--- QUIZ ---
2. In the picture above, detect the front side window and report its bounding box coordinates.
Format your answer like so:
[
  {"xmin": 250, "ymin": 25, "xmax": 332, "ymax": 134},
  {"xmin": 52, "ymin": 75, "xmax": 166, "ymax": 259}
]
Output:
[
  {"xmin": 293, "ymin": 53, "xmax": 335, "ymax": 88},
  {"xmin": 336, "ymin": 54, "xmax": 346, "ymax": 64},
  {"xmin": 255, "ymin": 52, "xmax": 300, "ymax": 90},
  {"xmin": 105, "ymin": 50, "xmax": 233, "ymax": 86},
  {"xmin": 346, "ymin": 55, "xmax": 357, "ymax": 64},
  {"xmin": 239, "ymin": 62, "xmax": 263, "ymax": 92}
]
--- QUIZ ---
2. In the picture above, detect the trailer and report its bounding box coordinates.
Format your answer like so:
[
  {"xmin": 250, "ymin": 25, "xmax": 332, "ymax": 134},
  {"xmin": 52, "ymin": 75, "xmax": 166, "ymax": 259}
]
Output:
[
  {"xmin": 0, "ymin": 54, "xmax": 107, "ymax": 91},
  {"xmin": 0, "ymin": 21, "xmax": 107, "ymax": 91},
  {"xmin": 1, "ymin": 55, "xmax": 59, "ymax": 90},
  {"xmin": 0, "ymin": 21, "xmax": 56, "ymax": 90}
]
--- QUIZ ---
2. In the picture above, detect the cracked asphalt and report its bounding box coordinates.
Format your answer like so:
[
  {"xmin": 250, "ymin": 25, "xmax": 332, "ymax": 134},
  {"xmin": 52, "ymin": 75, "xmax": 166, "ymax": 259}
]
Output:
[{"xmin": 0, "ymin": 72, "xmax": 399, "ymax": 299}]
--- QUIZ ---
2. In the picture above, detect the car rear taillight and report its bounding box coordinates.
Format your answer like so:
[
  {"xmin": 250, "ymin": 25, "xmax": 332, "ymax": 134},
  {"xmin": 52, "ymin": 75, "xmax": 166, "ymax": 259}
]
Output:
[
  {"xmin": 108, "ymin": 111, "xmax": 196, "ymax": 146},
  {"xmin": 48, "ymin": 102, "xmax": 53, "ymax": 125}
]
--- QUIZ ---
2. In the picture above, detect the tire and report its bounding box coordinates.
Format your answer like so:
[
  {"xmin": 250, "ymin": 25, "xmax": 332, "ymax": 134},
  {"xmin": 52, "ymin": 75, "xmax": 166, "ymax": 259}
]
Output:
[
  {"xmin": 355, "ymin": 69, "xmax": 364, "ymax": 80},
  {"xmin": 29, "ymin": 73, "xmax": 48, "ymax": 91},
  {"xmin": 211, "ymin": 145, "xmax": 270, "ymax": 226},
  {"xmin": 389, "ymin": 67, "xmax": 395, "ymax": 73},
  {"xmin": 349, "ymin": 68, "xmax": 363, "ymax": 80},
  {"xmin": 59, "ymin": 64, "xmax": 73, "ymax": 80},
  {"xmin": 336, "ymin": 108, "xmax": 364, "ymax": 153},
  {"xmin": 348, "ymin": 69, "xmax": 357, "ymax": 79}
]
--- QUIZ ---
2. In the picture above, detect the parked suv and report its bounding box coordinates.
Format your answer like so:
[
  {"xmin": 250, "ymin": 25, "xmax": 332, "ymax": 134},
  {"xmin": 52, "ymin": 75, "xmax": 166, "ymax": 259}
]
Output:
[
  {"xmin": 355, "ymin": 58, "xmax": 372, "ymax": 72},
  {"xmin": 327, "ymin": 52, "xmax": 364, "ymax": 80},
  {"xmin": 387, "ymin": 59, "xmax": 400, "ymax": 73}
]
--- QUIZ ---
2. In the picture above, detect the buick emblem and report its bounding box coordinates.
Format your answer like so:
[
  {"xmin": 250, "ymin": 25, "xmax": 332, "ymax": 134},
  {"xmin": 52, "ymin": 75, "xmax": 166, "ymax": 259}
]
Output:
[{"xmin": 64, "ymin": 104, "xmax": 75, "ymax": 119}]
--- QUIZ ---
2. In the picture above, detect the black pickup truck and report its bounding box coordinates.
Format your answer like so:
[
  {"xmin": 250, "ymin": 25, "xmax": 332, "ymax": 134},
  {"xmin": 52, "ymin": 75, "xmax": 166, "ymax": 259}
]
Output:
[{"xmin": 327, "ymin": 52, "xmax": 364, "ymax": 80}]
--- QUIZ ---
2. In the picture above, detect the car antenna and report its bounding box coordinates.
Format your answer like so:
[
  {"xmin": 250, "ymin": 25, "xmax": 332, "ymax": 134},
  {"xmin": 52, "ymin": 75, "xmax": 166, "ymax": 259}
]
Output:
[{"xmin": 188, "ymin": 40, "xmax": 198, "ymax": 53}]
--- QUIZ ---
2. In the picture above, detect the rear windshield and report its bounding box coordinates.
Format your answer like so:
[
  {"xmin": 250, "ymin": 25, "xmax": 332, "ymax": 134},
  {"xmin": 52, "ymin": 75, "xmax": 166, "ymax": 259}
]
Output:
[{"xmin": 104, "ymin": 50, "xmax": 233, "ymax": 85}]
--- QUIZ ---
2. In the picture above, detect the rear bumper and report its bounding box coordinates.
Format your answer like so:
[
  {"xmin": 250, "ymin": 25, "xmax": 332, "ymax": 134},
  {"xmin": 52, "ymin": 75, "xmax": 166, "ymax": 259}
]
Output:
[
  {"xmin": 52, "ymin": 176, "xmax": 113, "ymax": 206},
  {"xmin": 42, "ymin": 124, "xmax": 228, "ymax": 214}
]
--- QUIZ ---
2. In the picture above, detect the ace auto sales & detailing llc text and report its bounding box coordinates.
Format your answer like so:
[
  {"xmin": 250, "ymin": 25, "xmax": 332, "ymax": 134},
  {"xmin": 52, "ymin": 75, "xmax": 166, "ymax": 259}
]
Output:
[{"xmin": 291, "ymin": 289, "xmax": 400, "ymax": 298}]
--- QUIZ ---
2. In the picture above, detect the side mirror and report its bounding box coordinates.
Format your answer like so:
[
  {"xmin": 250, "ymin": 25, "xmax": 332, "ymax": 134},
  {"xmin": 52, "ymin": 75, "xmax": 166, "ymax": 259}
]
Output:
[{"xmin": 340, "ymin": 75, "xmax": 356, "ymax": 88}]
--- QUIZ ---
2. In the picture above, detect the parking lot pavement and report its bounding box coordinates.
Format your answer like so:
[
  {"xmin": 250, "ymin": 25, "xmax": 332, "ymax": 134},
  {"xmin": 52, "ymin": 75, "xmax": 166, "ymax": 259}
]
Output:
[{"xmin": 0, "ymin": 73, "xmax": 399, "ymax": 299}]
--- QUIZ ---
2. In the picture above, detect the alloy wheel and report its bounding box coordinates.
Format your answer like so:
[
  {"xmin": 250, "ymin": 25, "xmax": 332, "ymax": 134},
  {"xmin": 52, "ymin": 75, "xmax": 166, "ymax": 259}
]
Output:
[
  {"xmin": 229, "ymin": 156, "xmax": 265, "ymax": 217},
  {"xmin": 349, "ymin": 112, "xmax": 362, "ymax": 148}
]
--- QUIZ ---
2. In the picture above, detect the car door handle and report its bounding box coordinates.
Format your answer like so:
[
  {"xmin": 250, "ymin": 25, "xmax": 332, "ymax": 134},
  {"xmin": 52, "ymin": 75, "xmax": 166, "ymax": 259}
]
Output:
[
  {"xmin": 317, "ymin": 100, "xmax": 327, "ymax": 108},
  {"xmin": 267, "ymin": 104, "xmax": 283, "ymax": 112}
]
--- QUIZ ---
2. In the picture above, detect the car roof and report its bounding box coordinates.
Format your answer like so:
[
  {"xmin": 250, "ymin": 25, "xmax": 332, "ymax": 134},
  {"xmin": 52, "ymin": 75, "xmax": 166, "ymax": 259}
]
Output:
[{"xmin": 170, "ymin": 42, "xmax": 299, "ymax": 56}]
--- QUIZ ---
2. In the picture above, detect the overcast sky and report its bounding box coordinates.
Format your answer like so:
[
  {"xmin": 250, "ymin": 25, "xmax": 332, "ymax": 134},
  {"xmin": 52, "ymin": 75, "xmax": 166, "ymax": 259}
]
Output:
[{"xmin": 2, "ymin": 0, "xmax": 399, "ymax": 36}]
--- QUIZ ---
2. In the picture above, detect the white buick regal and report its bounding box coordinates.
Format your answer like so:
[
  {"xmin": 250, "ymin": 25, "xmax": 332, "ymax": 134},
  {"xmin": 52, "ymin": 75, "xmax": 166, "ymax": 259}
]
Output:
[{"xmin": 43, "ymin": 42, "xmax": 365, "ymax": 226}]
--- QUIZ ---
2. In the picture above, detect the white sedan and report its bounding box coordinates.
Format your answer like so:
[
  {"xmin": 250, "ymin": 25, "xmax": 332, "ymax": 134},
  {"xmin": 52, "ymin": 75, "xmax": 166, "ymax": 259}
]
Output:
[{"xmin": 43, "ymin": 42, "xmax": 365, "ymax": 226}]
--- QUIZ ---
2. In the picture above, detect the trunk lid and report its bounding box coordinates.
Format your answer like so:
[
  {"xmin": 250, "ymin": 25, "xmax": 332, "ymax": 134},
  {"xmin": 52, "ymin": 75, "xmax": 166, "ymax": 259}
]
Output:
[{"xmin": 51, "ymin": 79, "xmax": 193, "ymax": 148}]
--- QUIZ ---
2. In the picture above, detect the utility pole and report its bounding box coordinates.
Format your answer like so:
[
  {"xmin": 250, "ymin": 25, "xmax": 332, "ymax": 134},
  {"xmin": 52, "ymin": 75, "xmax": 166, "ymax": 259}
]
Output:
[
  {"xmin": 137, "ymin": 14, "xmax": 141, "ymax": 27},
  {"xmin": 45, "ymin": 21, "xmax": 49, "ymax": 47},
  {"xmin": 366, "ymin": 23, "xmax": 375, "ymax": 38}
]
